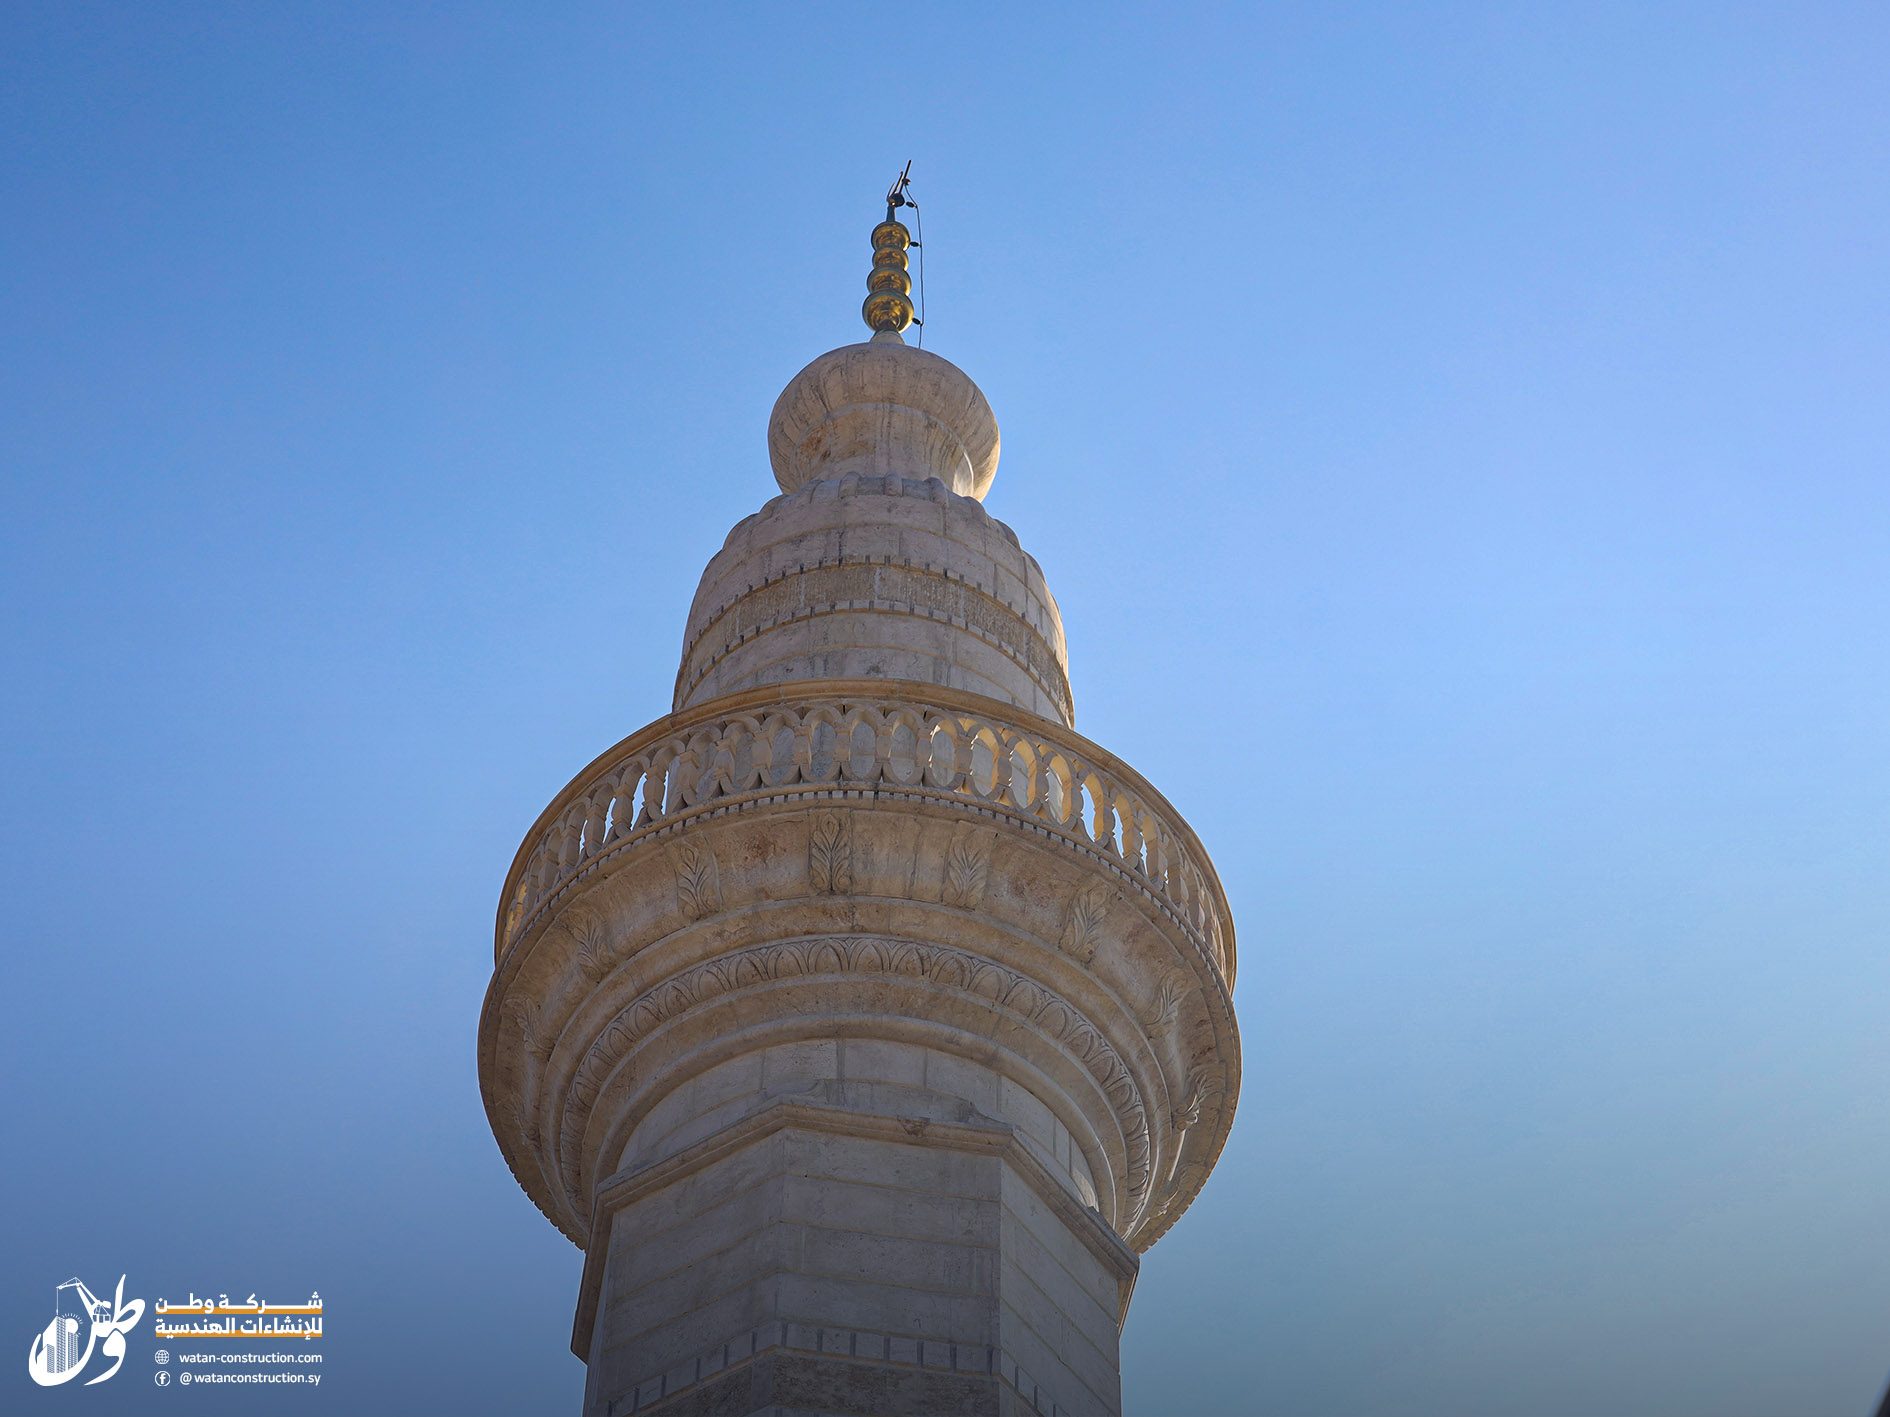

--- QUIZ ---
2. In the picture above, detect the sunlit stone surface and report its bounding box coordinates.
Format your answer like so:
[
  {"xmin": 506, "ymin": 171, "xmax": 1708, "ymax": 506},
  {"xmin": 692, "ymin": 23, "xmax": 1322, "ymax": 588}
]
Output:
[{"xmin": 480, "ymin": 331, "xmax": 1240, "ymax": 1417}]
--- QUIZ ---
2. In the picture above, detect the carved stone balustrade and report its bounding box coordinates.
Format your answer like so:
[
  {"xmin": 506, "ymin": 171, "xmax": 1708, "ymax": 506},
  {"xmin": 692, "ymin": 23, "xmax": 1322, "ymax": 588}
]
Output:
[{"xmin": 497, "ymin": 683, "xmax": 1232, "ymax": 987}]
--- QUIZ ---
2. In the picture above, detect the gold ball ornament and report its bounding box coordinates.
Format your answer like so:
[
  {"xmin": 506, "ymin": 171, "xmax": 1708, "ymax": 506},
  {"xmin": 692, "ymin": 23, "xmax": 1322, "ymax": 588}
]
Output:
[
  {"xmin": 862, "ymin": 289, "xmax": 915, "ymax": 333},
  {"xmin": 866, "ymin": 266, "xmax": 912, "ymax": 295},
  {"xmin": 870, "ymin": 220, "xmax": 911, "ymax": 252}
]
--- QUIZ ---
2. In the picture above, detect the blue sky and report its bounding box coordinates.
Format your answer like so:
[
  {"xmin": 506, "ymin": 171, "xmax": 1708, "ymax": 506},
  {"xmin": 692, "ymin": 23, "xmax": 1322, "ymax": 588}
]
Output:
[{"xmin": 3, "ymin": 4, "xmax": 1887, "ymax": 1414}]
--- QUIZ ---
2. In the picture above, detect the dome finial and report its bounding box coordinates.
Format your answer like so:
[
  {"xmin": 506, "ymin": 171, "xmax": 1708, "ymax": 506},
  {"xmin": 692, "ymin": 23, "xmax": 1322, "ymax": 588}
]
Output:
[{"xmin": 864, "ymin": 162, "xmax": 919, "ymax": 339}]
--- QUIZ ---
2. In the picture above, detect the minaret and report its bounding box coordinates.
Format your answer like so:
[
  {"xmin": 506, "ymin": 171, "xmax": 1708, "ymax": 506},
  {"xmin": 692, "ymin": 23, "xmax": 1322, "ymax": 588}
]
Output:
[{"xmin": 479, "ymin": 181, "xmax": 1240, "ymax": 1417}]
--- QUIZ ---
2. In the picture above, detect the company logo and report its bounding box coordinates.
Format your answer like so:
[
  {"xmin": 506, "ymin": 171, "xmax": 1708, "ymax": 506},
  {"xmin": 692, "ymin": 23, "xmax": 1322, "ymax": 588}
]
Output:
[
  {"xmin": 27, "ymin": 1275, "xmax": 144, "ymax": 1387},
  {"xmin": 154, "ymin": 1290, "xmax": 322, "ymax": 1339}
]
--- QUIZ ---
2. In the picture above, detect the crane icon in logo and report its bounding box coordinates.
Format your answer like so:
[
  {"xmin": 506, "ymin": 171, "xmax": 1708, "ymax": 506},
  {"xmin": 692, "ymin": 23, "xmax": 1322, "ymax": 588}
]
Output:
[{"xmin": 27, "ymin": 1275, "xmax": 143, "ymax": 1387}]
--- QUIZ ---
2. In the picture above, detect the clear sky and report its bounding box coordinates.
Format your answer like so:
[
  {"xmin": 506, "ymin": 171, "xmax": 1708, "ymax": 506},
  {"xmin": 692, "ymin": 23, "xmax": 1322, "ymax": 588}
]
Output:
[{"xmin": 4, "ymin": 5, "xmax": 1887, "ymax": 1414}]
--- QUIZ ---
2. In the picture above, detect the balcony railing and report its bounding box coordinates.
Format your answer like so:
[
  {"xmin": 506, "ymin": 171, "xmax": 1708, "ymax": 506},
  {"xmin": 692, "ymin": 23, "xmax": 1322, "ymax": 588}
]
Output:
[{"xmin": 496, "ymin": 682, "xmax": 1234, "ymax": 988}]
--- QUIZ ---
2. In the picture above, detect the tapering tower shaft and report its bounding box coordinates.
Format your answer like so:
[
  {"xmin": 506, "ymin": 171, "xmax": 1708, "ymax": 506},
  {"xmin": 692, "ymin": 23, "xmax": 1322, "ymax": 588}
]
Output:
[{"xmin": 480, "ymin": 194, "xmax": 1238, "ymax": 1417}]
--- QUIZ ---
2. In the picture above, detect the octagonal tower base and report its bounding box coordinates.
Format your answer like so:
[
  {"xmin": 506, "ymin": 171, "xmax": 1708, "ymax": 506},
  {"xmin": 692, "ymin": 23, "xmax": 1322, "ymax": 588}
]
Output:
[{"xmin": 576, "ymin": 1045, "xmax": 1137, "ymax": 1417}]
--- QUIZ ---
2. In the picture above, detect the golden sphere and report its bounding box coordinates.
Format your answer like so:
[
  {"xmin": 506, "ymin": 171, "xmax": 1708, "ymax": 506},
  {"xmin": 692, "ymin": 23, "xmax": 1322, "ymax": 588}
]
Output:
[
  {"xmin": 870, "ymin": 220, "xmax": 911, "ymax": 251},
  {"xmin": 871, "ymin": 246, "xmax": 908, "ymax": 270},
  {"xmin": 866, "ymin": 266, "xmax": 912, "ymax": 295},
  {"xmin": 862, "ymin": 290, "xmax": 915, "ymax": 333}
]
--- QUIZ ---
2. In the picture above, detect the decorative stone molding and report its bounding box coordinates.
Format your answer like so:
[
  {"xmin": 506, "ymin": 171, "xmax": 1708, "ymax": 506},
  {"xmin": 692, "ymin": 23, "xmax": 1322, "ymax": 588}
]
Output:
[
  {"xmin": 1173, "ymin": 1078, "xmax": 1206, "ymax": 1130},
  {"xmin": 1058, "ymin": 882, "xmax": 1111, "ymax": 965},
  {"xmin": 675, "ymin": 556, "xmax": 1073, "ymax": 725},
  {"xmin": 940, "ymin": 822, "xmax": 995, "ymax": 909},
  {"xmin": 1140, "ymin": 970, "xmax": 1188, "ymax": 1033},
  {"xmin": 667, "ymin": 841, "xmax": 722, "ymax": 921},
  {"xmin": 807, "ymin": 810, "xmax": 852, "ymax": 895},
  {"xmin": 562, "ymin": 905, "xmax": 612, "ymax": 985},
  {"xmin": 496, "ymin": 680, "xmax": 1234, "ymax": 991},
  {"xmin": 674, "ymin": 472, "xmax": 1071, "ymax": 726},
  {"xmin": 551, "ymin": 935, "xmax": 1154, "ymax": 1225},
  {"xmin": 509, "ymin": 998, "xmax": 550, "ymax": 1063}
]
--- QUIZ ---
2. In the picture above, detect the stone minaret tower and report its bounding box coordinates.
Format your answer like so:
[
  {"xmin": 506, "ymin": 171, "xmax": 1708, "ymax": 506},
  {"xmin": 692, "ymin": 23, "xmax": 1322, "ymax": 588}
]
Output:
[{"xmin": 479, "ymin": 189, "xmax": 1240, "ymax": 1417}]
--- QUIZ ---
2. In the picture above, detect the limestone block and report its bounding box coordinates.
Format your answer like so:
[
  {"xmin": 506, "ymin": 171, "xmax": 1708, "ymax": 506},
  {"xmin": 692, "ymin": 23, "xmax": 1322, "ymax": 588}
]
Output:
[
  {"xmin": 780, "ymin": 1172, "xmax": 998, "ymax": 1250},
  {"xmin": 836, "ymin": 1038, "xmax": 927, "ymax": 1090},
  {"xmin": 579, "ymin": 1102, "xmax": 1132, "ymax": 1417}
]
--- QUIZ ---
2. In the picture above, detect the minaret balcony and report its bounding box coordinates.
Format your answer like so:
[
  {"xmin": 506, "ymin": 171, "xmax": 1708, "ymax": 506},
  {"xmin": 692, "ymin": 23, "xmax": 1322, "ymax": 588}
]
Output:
[{"xmin": 479, "ymin": 677, "xmax": 1239, "ymax": 1265}]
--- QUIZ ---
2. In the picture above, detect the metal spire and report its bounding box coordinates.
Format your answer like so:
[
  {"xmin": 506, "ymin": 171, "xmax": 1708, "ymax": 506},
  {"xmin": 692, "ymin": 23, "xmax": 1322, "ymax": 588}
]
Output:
[{"xmin": 863, "ymin": 162, "xmax": 918, "ymax": 338}]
